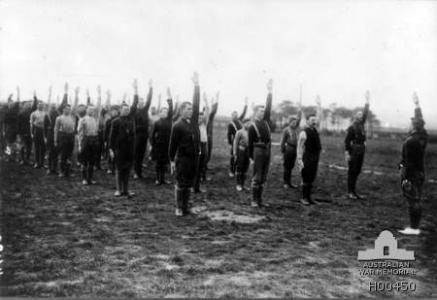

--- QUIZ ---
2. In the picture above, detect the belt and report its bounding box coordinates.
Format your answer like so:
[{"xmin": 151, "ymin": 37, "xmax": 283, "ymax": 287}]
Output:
[{"xmin": 254, "ymin": 142, "xmax": 270, "ymax": 149}]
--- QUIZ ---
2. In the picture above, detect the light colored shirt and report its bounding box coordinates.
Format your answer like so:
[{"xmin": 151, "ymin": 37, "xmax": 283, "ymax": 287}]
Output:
[
  {"xmin": 30, "ymin": 110, "xmax": 48, "ymax": 128},
  {"xmin": 199, "ymin": 123, "xmax": 208, "ymax": 143}
]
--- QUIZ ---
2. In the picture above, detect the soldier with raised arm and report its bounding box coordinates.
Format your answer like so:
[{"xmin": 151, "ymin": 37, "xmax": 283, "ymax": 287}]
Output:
[
  {"xmin": 151, "ymin": 87, "xmax": 173, "ymax": 185},
  {"xmin": 344, "ymin": 91, "xmax": 370, "ymax": 199},
  {"xmin": 398, "ymin": 92, "xmax": 428, "ymax": 235},
  {"xmin": 280, "ymin": 100, "xmax": 302, "ymax": 189},
  {"xmin": 248, "ymin": 79, "xmax": 273, "ymax": 208},
  {"xmin": 133, "ymin": 80, "xmax": 153, "ymax": 179},
  {"xmin": 297, "ymin": 96, "xmax": 322, "ymax": 206},
  {"xmin": 169, "ymin": 72, "xmax": 200, "ymax": 216},
  {"xmin": 108, "ymin": 80, "xmax": 138, "ymax": 197},
  {"xmin": 227, "ymin": 97, "xmax": 248, "ymax": 178}
]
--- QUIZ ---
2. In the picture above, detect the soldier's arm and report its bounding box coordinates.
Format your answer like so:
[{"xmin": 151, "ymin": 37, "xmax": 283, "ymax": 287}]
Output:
[
  {"xmin": 31, "ymin": 92, "xmax": 38, "ymax": 112},
  {"xmin": 209, "ymin": 95, "xmax": 219, "ymax": 123},
  {"xmin": 203, "ymin": 93, "xmax": 210, "ymax": 125},
  {"xmin": 156, "ymin": 94, "xmax": 161, "ymax": 115},
  {"xmin": 412, "ymin": 92, "xmax": 423, "ymax": 120},
  {"xmin": 73, "ymin": 87, "xmax": 80, "ymax": 113},
  {"xmin": 315, "ymin": 95, "xmax": 322, "ymax": 127},
  {"xmin": 86, "ymin": 88, "xmax": 91, "ymax": 106},
  {"xmin": 130, "ymin": 79, "xmax": 139, "ymax": 117},
  {"xmin": 238, "ymin": 97, "xmax": 248, "ymax": 120},
  {"xmin": 362, "ymin": 90, "xmax": 370, "ymax": 125},
  {"xmin": 105, "ymin": 90, "xmax": 111, "ymax": 108},
  {"xmin": 172, "ymin": 102, "xmax": 181, "ymax": 122},
  {"xmin": 168, "ymin": 124, "xmax": 180, "ymax": 162},
  {"xmin": 16, "ymin": 86, "xmax": 21, "ymax": 102},
  {"xmin": 296, "ymin": 101, "xmax": 302, "ymax": 127},
  {"xmin": 264, "ymin": 79, "xmax": 273, "ymax": 121},
  {"xmin": 191, "ymin": 72, "xmax": 200, "ymax": 124},
  {"xmin": 54, "ymin": 116, "xmax": 60, "ymax": 146},
  {"xmin": 47, "ymin": 85, "xmax": 53, "ymax": 106},
  {"xmin": 166, "ymin": 88, "xmax": 173, "ymax": 121},
  {"xmin": 144, "ymin": 80, "xmax": 153, "ymax": 114},
  {"xmin": 96, "ymin": 85, "xmax": 102, "ymax": 119}
]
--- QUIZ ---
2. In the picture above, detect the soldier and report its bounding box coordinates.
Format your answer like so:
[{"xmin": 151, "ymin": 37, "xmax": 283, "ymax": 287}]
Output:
[
  {"xmin": 227, "ymin": 98, "xmax": 248, "ymax": 178},
  {"xmin": 17, "ymin": 86, "xmax": 37, "ymax": 165},
  {"xmin": 150, "ymin": 88, "xmax": 173, "ymax": 185},
  {"xmin": 233, "ymin": 118, "xmax": 251, "ymax": 192},
  {"xmin": 344, "ymin": 91, "xmax": 370, "ymax": 199},
  {"xmin": 297, "ymin": 96, "xmax": 323, "ymax": 206},
  {"xmin": 169, "ymin": 72, "xmax": 200, "ymax": 216},
  {"xmin": 54, "ymin": 101, "xmax": 77, "ymax": 178},
  {"xmin": 133, "ymin": 80, "xmax": 152, "ymax": 179},
  {"xmin": 30, "ymin": 93, "xmax": 50, "ymax": 168},
  {"xmin": 248, "ymin": 79, "xmax": 273, "ymax": 207},
  {"xmin": 77, "ymin": 105, "xmax": 100, "ymax": 185},
  {"xmin": 280, "ymin": 102, "xmax": 302, "ymax": 189},
  {"xmin": 398, "ymin": 92, "xmax": 428, "ymax": 235},
  {"xmin": 109, "ymin": 80, "xmax": 139, "ymax": 197}
]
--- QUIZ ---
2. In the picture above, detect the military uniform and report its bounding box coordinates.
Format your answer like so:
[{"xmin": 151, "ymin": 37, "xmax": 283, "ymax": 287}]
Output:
[
  {"xmin": 227, "ymin": 104, "xmax": 247, "ymax": 175},
  {"xmin": 400, "ymin": 106, "xmax": 427, "ymax": 230},
  {"xmin": 151, "ymin": 98, "xmax": 173, "ymax": 184},
  {"xmin": 248, "ymin": 93, "xmax": 272, "ymax": 206},
  {"xmin": 169, "ymin": 85, "xmax": 200, "ymax": 215},
  {"xmin": 280, "ymin": 113, "xmax": 301, "ymax": 187},
  {"xmin": 344, "ymin": 103, "xmax": 369, "ymax": 196},
  {"xmin": 109, "ymin": 97, "xmax": 138, "ymax": 195}
]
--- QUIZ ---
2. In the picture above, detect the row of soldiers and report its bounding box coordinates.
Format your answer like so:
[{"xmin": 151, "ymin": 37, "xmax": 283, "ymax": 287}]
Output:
[{"xmin": 0, "ymin": 74, "xmax": 428, "ymax": 235}]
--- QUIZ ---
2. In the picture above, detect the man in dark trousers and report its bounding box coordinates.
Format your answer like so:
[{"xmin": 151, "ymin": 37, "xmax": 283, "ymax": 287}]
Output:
[
  {"xmin": 280, "ymin": 102, "xmax": 302, "ymax": 189},
  {"xmin": 17, "ymin": 86, "xmax": 37, "ymax": 165},
  {"xmin": 169, "ymin": 72, "xmax": 200, "ymax": 216},
  {"xmin": 227, "ymin": 98, "xmax": 248, "ymax": 178},
  {"xmin": 151, "ymin": 87, "xmax": 173, "ymax": 185},
  {"xmin": 344, "ymin": 91, "xmax": 370, "ymax": 199},
  {"xmin": 297, "ymin": 96, "xmax": 323, "ymax": 206},
  {"xmin": 133, "ymin": 80, "xmax": 153, "ymax": 179},
  {"xmin": 30, "ymin": 93, "xmax": 50, "ymax": 168},
  {"xmin": 248, "ymin": 79, "xmax": 273, "ymax": 208},
  {"xmin": 398, "ymin": 92, "xmax": 428, "ymax": 235},
  {"xmin": 109, "ymin": 80, "xmax": 139, "ymax": 197},
  {"xmin": 54, "ymin": 102, "xmax": 77, "ymax": 178}
]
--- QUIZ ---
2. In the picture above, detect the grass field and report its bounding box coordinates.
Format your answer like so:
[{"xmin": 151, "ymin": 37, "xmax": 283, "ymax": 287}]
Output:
[{"xmin": 1, "ymin": 127, "xmax": 436, "ymax": 298}]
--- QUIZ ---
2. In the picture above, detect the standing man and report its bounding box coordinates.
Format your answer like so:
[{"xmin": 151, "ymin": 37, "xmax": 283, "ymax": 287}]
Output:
[
  {"xmin": 109, "ymin": 80, "xmax": 138, "ymax": 197},
  {"xmin": 54, "ymin": 103, "xmax": 77, "ymax": 178},
  {"xmin": 344, "ymin": 91, "xmax": 370, "ymax": 199},
  {"xmin": 280, "ymin": 102, "xmax": 302, "ymax": 189},
  {"xmin": 233, "ymin": 118, "xmax": 251, "ymax": 191},
  {"xmin": 398, "ymin": 92, "xmax": 428, "ymax": 235},
  {"xmin": 133, "ymin": 80, "xmax": 152, "ymax": 179},
  {"xmin": 248, "ymin": 79, "xmax": 273, "ymax": 208},
  {"xmin": 77, "ymin": 105, "xmax": 99, "ymax": 185},
  {"xmin": 169, "ymin": 72, "xmax": 200, "ymax": 216},
  {"xmin": 17, "ymin": 86, "xmax": 37, "ymax": 165},
  {"xmin": 227, "ymin": 98, "xmax": 248, "ymax": 178},
  {"xmin": 30, "ymin": 92, "xmax": 50, "ymax": 169},
  {"xmin": 297, "ymin": 96, "xmax": 323, "ymax": 206},
  {"xmin": 151, "ymin": 87, "xmax": 173, "ymax": 185}
]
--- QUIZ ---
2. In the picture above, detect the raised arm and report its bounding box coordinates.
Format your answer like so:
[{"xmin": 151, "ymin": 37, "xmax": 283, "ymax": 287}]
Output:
[
  {"xmin": 58, "ymin": 83, "xmax": 69, "ymax": 113},
  {"xmin": 54, "ymin": 116, "xmax": 61, "ymax": 147},
  {"xmin": 130, "ymin": 79, "xmax": 139, "ymax": 117},
  {"xmin": 191, "ymin": 72, "xmax": 200, "ymax": 124},
  {"xmin": 203, "ymin": 92, "xmax": 210, "ymax": 124},
  {"xmin": 362, "ymin": 90, "xmax": 370, "ymax": 124},
  {"xmin": 96, "ymin": 85, "xmax": 102, "ymax": 113},
  {"xmin": 315, "ymin": 95, "xmax": 322, "ymax": 127},
  {"xmin": 156, "ymin": 94, "xmax": 161, "ymax": 114},
  {"xmin": 166, "ymin": 87, "xmax": 173, "ymax": 121},
  {"xmin": 86, "ymin": 88, "xmax": 91, "ymax": 106},
  {"xmin": 73, "ymin": 87, "xmax": 80, "ymax": 112},
  {"xmin": 31, "ymin": 90, "xmax": 38, "ymax": 112},
  {"xmin": 238, "ymin": 97, "xmax": 248, "ymax": 120},
  {"xmin": 144, "ymin": 80, "xmax": 153, "ymax": 113},
  {"xmin": 16, "ymin": 86, "xmax": 21, "ymax": 102},
  {"xmin": 209, "ymin": 91, "xmax": 219, "ymax": 123},
  {"xmin": 296, "ymin": 100, "xmax": 302, "ymax": 127},
  {"xmin": 263, "ymin": 79, "xmax": 273, "ymax": 121},
  {"xmin": 105, "ymin": 89, "xmax": 111, "ymax": 108},
  {"xmin": 412, "ymin": 92, "xmax": 423, "ymax": 120}
]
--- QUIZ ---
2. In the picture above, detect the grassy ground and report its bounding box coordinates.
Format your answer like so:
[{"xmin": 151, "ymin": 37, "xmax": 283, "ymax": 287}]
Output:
[{"xmin": 1, "ymin": 128, "xmax": 436, "ymax": 298}]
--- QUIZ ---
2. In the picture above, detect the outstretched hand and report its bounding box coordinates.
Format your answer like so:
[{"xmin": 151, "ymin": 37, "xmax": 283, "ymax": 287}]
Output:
[
  {"xmin": 365, "ymin": 90, "xmax": 370, "ymax": 104},
  {"xmin": 244, "ymin": 97, "xmax": 249, "ymax": 106},
  {"xmin": 412, "ymin": 92, "xmax": 419, "ymax": 105},
  {"xmin": 192, "ymin": 72, "xmax": 199, "ymax": 85},
  {"xmin": 133, "ymin": 79, "xmax": 138, "ymax": 91},
  {"xmin": 74, "ymin": 87, "xmax": 80, "ymax": 95},
  {"xmin": 166, "ymin": 87, "xmax": 172, "ymax": 99},
  {"xmin": 266, "ymin": 79, "xmax": 273, "ymax": 92},
  {"xmin": 315, "ymin": 95, "xmax": 321, "ymax": 106}
]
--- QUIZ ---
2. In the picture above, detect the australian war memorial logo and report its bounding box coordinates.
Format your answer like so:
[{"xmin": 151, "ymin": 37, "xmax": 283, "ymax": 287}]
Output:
[{"xmin": 357, "ymin": 230, "xmax": 417, "ymax": 293}]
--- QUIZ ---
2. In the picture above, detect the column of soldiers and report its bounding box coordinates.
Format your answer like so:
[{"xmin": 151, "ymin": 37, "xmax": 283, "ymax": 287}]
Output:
[{"xmin": 0, "ymin": 77, "xmax": 429, "ymax": 235}]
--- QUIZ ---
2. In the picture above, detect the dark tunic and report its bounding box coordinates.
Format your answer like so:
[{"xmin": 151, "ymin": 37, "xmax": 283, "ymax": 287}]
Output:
[
  {"xmin": 227, "ymin": 104, "xmax": 247, "ymax": 145},
  {"xmin": 151, "ymin": 98, "xmax": 173, "ymax": 162}
]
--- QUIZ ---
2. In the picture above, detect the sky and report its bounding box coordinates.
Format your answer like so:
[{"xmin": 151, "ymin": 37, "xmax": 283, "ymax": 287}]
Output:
[{"xmin": 1, "ymin": 0, "xmax": 436, "ymax": 128}]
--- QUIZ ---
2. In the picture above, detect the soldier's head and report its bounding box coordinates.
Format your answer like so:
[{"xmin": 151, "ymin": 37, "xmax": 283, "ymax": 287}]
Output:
[
  {"xmin": 354, "ymin": 111, "xmax": 364, "ymax": 122},
  {"xmin": 120, "ymin": 104, "xmax": 130, "ymax": 117},
  {"xmin": 77, "ymin": 105, "xmax": 86, "ymax": 118},
  {"xmin": 307, "ymin": 113, "xmax": 317, "ymax": 128},
  {"xmin": 231, "ymin": 110, "xmax": 238, "ymax": 120},
  {"xmin": 289, "ymin": 115, "xmax": 298, "ymax": 128},
  {"xmin": 86, "ymin": 105, "xmax": 95, "ymax": 117},
  {"xmin": 63, "ymin": 104, "xmax": 71, "ymax": 115},
  {"xmin": 254, "ymin": 105, "xmax": 265, "ymax": 121},
  {"xmin": 243, "ymin": 118, "xmax": 251, "ymax": 130},
  {"xmin": 159, "ymin": 107, "xmax": 168, "ymax": 119},
  {"xmin": 37, "ymin": 101, "xmax": 44, "ymax": 111},
  {"xmin": 180, "ymin": 101, "xmax": 192, "ymax": 119},
  {"xmin": 110, "ymin": 106, "xmax": 120, "ymax": 118}
]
